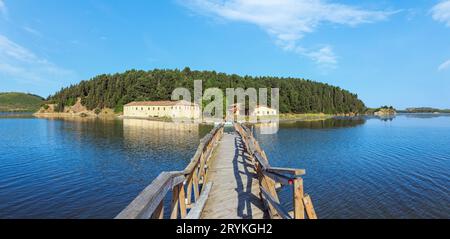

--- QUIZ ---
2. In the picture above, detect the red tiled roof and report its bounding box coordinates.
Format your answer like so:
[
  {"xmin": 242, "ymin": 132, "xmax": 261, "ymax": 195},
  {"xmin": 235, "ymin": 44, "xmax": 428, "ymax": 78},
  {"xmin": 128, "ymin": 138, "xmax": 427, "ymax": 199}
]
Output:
[{"xmin": 125, "ymin": 100, "xmax": 198, "ymax": 107}]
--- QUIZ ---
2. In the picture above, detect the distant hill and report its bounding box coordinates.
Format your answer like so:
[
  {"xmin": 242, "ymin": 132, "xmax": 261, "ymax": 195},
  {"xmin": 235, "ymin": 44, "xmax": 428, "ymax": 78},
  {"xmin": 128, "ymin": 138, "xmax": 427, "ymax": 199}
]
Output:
[
  {"xmin": 0, "ymin": 92, "xmax": 44, "ymax": 112},
  {"xmin": 399, "ymin": 107, "xmax": 450, "ymax": 113},
  {"xmin": 48, "ymin": 68, "xmax": 367, "ymax": 114}
]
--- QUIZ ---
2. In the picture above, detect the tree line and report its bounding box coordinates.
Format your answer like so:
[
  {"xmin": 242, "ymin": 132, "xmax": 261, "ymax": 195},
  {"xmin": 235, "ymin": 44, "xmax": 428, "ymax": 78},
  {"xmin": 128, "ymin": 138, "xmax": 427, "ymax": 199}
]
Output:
[{"xmin": 48, "ymin": 68, "xmax": 367, "ymax": 114}]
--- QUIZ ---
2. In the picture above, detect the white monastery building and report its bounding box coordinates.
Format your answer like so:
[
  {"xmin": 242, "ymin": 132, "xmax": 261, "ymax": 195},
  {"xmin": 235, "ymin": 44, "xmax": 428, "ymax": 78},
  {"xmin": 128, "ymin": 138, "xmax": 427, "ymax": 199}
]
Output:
[{"xmin": 124, "ymin": 100, "xmax": 201, "ymax": 119}]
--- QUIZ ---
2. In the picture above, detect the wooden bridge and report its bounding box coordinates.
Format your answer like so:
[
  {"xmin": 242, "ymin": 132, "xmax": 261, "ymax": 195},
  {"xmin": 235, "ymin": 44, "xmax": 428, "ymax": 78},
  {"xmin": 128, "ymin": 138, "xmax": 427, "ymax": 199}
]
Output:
[{"xmin": 116, "ymin": 123, "xmax": 317, "ymax": 219}]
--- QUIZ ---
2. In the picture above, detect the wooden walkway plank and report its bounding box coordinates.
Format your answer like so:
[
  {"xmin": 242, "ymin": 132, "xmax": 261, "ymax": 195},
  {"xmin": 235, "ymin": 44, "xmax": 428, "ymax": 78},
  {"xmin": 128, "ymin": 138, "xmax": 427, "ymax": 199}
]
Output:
[{"xmin": 201, "ymin": 132, "xmax": 267, "ymax": 219}]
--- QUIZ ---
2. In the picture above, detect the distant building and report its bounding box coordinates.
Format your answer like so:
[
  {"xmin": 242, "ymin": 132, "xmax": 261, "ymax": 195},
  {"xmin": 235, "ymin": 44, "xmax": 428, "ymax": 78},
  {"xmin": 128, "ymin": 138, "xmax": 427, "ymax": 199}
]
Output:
[
  {"xmin": 250, "ymin": 105, "xmax": 277, "ymax": 117},
  {"xmin": 124, "ymin": 100, "xmax": 201, "ymax": 119}
]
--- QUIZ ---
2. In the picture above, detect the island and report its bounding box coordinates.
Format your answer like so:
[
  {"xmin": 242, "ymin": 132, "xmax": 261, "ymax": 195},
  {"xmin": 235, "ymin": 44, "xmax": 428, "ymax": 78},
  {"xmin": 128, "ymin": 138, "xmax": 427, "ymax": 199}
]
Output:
[
  {"xmin": 366, "ymin": 106, "xmax": 397, "ymax": 117},
  {"xmin": 33, "ymin": 68, "xmax": 367, "ymax": 121}
]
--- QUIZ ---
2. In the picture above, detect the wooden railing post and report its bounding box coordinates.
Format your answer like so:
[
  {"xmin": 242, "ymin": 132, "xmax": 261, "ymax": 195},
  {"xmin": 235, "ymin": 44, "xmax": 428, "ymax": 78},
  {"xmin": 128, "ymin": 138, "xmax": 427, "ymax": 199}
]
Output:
[
  {"xmin": 186, "ymin": 174, "xmax": 193, "ymax": 206},
  {"xmin": 261, "ymin": 175, "xmax": 281, "ymax": 219},
  {"xmin": 170, "ymin": 185, "xmax": 180, "ymax": 219},
  {"xmin": 193, "ymin": 169, "xmax": 200, "ymax": 201},
  {"xmin": 178, "ymin": 184, "xmax": 187, "ymax": 219},
  {"xmin": 151, "ymin": 201, "xmax": 164, "ymax": 219},
  {"xmin": 303, "ymin": 195, "xmax": 317, "ymax": 219},
  {"xmin": 293, "ymin": 178, "xmax": 305, "ymax": 219}
]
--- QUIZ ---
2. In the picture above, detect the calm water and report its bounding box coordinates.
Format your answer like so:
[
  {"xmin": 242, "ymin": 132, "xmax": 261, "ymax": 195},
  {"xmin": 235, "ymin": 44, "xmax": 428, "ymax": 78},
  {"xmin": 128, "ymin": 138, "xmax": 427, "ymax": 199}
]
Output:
[
  {"xmin": 256, "ymin": 114, "xmax": 450, "ymax": 219},
  {"xmin": 0, "ymin": 114, "xmax": 449, "ymax": 218},
  {"xmin": 0, "ymin": 116, "xmax": 212, "ymax": 218}
]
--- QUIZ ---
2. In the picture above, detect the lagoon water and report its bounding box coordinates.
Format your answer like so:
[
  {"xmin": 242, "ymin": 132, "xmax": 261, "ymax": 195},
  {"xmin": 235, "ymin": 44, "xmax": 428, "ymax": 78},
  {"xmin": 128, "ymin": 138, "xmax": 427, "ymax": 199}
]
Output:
[
  {"xmin": 0, "ymin": 114, "xmax": 449, "ymax": 218},
  {"xmin": 0, "ymin": 116, "xmax": 212, "ymax": 218},
  {"xmin": 256, "ymin": 115, "xmax": 450, "ymax": 219}
]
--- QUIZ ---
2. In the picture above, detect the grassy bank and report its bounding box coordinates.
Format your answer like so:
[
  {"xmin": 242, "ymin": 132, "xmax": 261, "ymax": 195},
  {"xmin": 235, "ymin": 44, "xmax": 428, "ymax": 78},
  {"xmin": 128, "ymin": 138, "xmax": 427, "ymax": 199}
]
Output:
[{"xmin": 279, "ymin": 113, "xmax": 333, "ymax": 122}]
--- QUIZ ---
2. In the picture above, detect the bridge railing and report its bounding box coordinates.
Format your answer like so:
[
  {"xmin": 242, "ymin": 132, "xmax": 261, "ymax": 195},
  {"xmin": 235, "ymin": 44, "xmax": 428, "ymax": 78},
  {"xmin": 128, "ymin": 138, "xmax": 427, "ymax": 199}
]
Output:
[
  {"xmin": 235, "ymin": 123, "xmax": 317, "ymax": 219},
  {"xmin": 116, "ymin": 124, "xmax": 224, "ymax": 219}
]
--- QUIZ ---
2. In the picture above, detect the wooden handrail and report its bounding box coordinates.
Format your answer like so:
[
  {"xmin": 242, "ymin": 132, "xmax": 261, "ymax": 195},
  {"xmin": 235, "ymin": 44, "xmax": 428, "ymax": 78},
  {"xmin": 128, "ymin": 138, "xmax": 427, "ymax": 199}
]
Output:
[
  {"xmin": 116, "ymin": 124, "xmax": 224, "ymax": 219},
  {"xmin": 260, "ymin": 186, "xmax": 292, "ymax": 219},
  {"xmin": 115, "ymin": 171, "xmax": 184, "ymax": 219},
  {"xmin": 234, "ymin": 123, "xmax": 317, "ymax": 219}
]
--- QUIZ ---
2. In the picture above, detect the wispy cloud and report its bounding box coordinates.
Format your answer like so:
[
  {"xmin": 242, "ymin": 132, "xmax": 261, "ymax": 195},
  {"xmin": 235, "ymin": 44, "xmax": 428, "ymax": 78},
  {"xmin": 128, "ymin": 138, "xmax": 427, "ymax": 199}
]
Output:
[
  {"xmin": 431, "ymin": 0, "xmax": 450, "ymax": 27},
  {"xmin": 0, "ymin": 35, "xmax": 74, "ymax": 85},
  {"xmin": 0, "ymin": 0, "xmax": 7, "ymax": 19},
  {"xmin": 438, "ymin": 59, "xmax": 450, "ymax": 71},
  {"xmin": 181, "ymin": 0, "xmax": 394, "ymax": 68},
  {"xmin": 23, "ymin": 26, "xmax": 43, "ymax": 38}
]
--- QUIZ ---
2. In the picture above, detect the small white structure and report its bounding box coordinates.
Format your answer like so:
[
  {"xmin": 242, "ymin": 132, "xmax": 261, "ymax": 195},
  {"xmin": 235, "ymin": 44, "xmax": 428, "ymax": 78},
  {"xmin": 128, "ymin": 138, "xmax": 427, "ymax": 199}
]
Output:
[
  {"xmin": 124, "ymin": 100, "xmax": 201, "ymax": 119},
  {"xmin": 228, "ymin": 104, "xmax": 242, "ymax": 117},
  {"xmin": 250, "ymin": 105, "xmax": 277, "ymax": 117}
]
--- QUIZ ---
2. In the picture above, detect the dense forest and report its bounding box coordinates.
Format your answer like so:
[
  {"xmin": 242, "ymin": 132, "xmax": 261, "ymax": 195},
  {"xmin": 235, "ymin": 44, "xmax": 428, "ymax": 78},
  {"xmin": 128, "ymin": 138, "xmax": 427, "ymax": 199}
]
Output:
[{"xmin": 48, "ymin": 68, "xmax": 366, "ymax": 114}]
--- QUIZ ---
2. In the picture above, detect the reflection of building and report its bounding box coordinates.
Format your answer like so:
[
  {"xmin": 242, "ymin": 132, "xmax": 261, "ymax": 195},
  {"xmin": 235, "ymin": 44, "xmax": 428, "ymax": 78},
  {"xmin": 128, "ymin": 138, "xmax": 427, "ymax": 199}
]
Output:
[
  {"xmin": 123, "ymin": 119, "xmax": 201, "ymax": 153},
  {"xmin": 255, "ymin": 121, "xmax": 279, "ymax": 135},
  {"xmin": 124, "ymin": 100, "xmax": 201, "ymax": 119},
  {"xmin": 123, "ymin": 119, "xmax": 199, "ymax": 132},
  {"xmin": 250, "ymin": 105, "xmax": 277, "ymax": 117}
]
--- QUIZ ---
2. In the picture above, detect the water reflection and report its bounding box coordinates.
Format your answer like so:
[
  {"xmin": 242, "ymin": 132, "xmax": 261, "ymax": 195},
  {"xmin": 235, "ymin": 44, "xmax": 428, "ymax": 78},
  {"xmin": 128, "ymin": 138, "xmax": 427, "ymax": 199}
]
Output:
[
  {"xmin": 0, "ymin": 117, "xmax": 214, "ymax": 218},
  {"xmin": 254, "ymin": 122, "xmax": 279, "ymax": 135},
  {"xmin": 123, "ymin": 119, "xmax": 211, "ymax": 153},
  {"xmin": 279, "ymin": 117, "xmax": 366, "ymax": 129},
  {"xmin": 370, "ymin": 115, "xmax": 396, "ymax": 122},
  {"xmin": 402, "ymin": 113, "xmax": 450, "ymax": 119}
]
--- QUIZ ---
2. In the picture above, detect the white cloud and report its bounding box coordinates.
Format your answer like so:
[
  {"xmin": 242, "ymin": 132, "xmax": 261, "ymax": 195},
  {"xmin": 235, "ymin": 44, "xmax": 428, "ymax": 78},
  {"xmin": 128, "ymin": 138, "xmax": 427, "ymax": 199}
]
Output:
[
  {"xmin": 0, "ymin": 35, "xmax": 74, "ymax": 85},
  {"xmin": 181, "ymin": 0, "xmax": 393, "ymax": 68},
  {"xmin": 431, "ymin": 0, "xmax": 450, "ymax": 27},
  {"xmin": 438, "ymin": 59, "xmax": 450, "ymax": 71},
  {"xmin": 304, "ymin": 45, "xmax": 337, "ymax": 68}
]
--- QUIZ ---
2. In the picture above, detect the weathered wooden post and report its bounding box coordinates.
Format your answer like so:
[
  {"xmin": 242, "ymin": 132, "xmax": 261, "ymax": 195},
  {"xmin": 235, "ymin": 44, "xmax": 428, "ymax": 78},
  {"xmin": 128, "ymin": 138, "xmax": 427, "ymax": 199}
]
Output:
[
  {"xmin": 178, "ymin": 184, "xmax": 187, "ymax": 218},
  {"xmin": 293, "ymin": 178, "xmax": 305, "ymax": 219},
  {"xmin": 303, "ymin": 195, "xmax": 317, "ymax": 219},
  {"xmin": 151, "ymin": 201, "xmax": 164, "ymax": 219},
  {"xmin": 186, "ymin": 174, "xmax": 193, "ymax": 206},
  {"xmin": 170, "ymin": 185, "xmax": 180, "ymax": 219}
]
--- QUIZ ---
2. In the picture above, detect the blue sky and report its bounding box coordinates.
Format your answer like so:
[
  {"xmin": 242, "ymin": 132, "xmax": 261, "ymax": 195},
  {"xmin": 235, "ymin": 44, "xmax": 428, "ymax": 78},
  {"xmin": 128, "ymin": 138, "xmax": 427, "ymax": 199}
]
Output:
[{"xmin": 0, "ymin": 0, "xmax": 449, "ymax": 109}]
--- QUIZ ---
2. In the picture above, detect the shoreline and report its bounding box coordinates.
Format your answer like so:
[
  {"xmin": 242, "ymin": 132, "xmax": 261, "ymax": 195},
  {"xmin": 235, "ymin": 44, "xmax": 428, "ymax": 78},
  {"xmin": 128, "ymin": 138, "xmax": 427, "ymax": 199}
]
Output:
[
  {"xmin": 32, "ymin": 112, "xmax": 337, "ymax": 123},
  {"xmin": 33, "ymin": 112, "xmax": 117, "ymax": 119}
]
